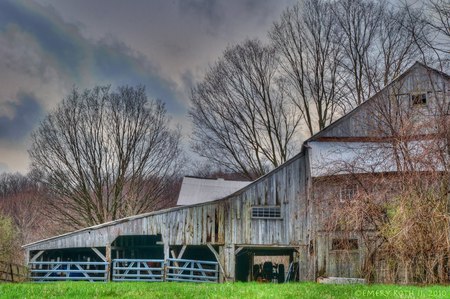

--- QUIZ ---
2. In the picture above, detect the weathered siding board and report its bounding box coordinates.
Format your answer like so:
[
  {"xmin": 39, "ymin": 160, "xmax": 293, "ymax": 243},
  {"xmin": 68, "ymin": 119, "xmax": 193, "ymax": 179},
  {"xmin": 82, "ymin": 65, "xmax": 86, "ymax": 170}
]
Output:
[
  {"xmin": 316, "ymin": 64, "xmax": 450, "ymax": 139},
  {"xmin": 26, "ymin": 152, "xmax": 310, "ymax": 252}
]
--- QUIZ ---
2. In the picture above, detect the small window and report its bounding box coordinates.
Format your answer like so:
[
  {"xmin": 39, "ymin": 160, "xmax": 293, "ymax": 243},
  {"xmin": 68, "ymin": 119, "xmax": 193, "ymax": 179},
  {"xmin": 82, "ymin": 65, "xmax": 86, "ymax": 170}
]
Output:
[
  {"xmin": 331, "ymin": 239, "xmax": 358, "ymax": 251},
  {"xmin": 339, "ymin": 184, "xmax": 357, "ymax": 202},
  {"xmin": 411, "ymin": 93, "xmax": 427, "ymax": 106},
  {"xmin": 251, "ymin": 206, "xmax": 281, "ymax": 219}
]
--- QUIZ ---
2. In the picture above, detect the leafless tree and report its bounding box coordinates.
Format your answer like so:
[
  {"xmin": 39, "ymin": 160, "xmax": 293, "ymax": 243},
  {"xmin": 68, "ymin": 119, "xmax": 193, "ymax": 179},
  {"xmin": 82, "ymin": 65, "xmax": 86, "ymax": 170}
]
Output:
[
  {"xmin": 0, "ymin": 214, "xmax": 16, "ymax": 263},
  {"xmin": 0, "ymin": 172, "xmax": 38, "ymax": 198},
  {"xmin": 270, "ymin": 0, "xmax": 419, "ymax": 134},
  {"xmin": 423, "ymin": 0, "xmax": 450, "ymax": 68},
  {"xmin": 417, "ymin": 0, "xmax": 450, "ymax": 60},
  {"xmin": 332, "ymin": 0, "xmax": 385, "ymax": 107},
  {"xmin": 29, "ymin": 86, "xmax": 184, "ymax": 228},
  {"xmin": 190, "ymin": 39, "xmax": 302, "ymax": 179},
  {"xmin": 401, "ymin": 0, "xmax": 449, "ymax": 70},
  {"xmin": 0, "ymin": 186, "xmax": 53, "ymax": 245},
  {"xmin": 369, "ymin": 5, "xmax": 421, "ymax": 91},
  {"xmin": 271, "ymin": 0, "xmax": 343, "ymax": 135}
]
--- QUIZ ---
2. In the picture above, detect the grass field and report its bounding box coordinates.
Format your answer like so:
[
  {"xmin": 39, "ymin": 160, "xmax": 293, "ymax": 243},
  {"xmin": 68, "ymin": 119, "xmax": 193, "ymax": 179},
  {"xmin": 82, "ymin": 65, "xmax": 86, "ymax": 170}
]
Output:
[{"xmin": 1, "ymin": 282, "xmax": 450, "ymax": 299}]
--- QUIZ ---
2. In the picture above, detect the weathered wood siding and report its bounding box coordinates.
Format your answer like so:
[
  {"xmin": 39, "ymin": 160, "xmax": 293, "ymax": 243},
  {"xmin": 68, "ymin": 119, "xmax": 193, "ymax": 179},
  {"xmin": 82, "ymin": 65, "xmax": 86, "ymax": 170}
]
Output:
[
  {"xmin": 316, "ymin": 64, "xmax": 450, "ymax": 139},
  {"xmin": 26, "ymin": 152, "xmax": 310, "ymax": 251}
]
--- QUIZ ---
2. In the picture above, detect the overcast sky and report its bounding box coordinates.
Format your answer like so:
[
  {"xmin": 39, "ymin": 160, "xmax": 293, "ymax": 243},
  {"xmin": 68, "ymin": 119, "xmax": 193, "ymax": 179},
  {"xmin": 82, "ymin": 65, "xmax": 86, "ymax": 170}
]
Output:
[{"xmin": 0, "ymin": 0, "xmax": 296, "ymax": 174}]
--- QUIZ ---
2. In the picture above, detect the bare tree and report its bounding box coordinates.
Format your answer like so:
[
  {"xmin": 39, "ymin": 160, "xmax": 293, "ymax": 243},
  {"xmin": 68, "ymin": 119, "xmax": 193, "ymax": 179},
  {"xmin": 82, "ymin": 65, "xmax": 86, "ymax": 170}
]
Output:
[
  {"xmin": 369, "ymin": 5, "xmax": 421, "ymax": 91},
  {"xmin": 190, "ymin": 39, "xmax": 302, "ymax": 179},
  {"xmin": 0, "ymin": 214, "xmax": 17, "ymax": 263},
  {"xmin": 0, "ymin": 172, "xmax": 37, "ymax": 198},
  {"xmin": 423, "ymin": 0, "xmax": 450, "ymax": 67},
  {"xmin": 270, "ymin": 0, "xmax": 419, "ymax": 134},
  {"xmin": 29, "ymin": 86, "xmax": 183, "ymax": 228},
  {"xmin": 332, "ymin": 0, "xmax": 385, "ymax": 107},
  {"xmin": 271, "ymin": 0, "xmax": 343, "ymax": 135}
]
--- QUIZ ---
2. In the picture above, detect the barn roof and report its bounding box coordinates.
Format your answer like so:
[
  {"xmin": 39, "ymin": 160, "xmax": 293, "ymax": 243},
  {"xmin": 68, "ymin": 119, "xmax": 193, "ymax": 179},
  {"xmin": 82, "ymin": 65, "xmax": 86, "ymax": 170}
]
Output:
[
  {"xmin": 307, "ymin": 61, "xmax": 450, "ymax": 142},
  {"xmin": 176, "ymin": 176, "xmax": 251, "ymax": 205}
]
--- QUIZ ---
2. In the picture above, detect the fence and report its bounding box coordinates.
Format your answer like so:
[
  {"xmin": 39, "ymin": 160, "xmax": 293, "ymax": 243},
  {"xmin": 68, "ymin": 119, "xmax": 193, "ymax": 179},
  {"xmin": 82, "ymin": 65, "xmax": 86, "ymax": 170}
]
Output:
[
  {"xmin": 112, "ymin": 259, "xmax": 164, "ymax": 282},
  {"xmin": 0, "ymin": 261, "xmax": 28, "ymax": 283},
  {"xmin": 28, "ymin": 261, "xmax": 108, "ymax": 282},
  {"xmin": 27, "ymin": 258, "xmax": 219, "ymax": 283},
  {"xmin": 166, "ymin": 258, "xmax": 219, "ymax": 283}
]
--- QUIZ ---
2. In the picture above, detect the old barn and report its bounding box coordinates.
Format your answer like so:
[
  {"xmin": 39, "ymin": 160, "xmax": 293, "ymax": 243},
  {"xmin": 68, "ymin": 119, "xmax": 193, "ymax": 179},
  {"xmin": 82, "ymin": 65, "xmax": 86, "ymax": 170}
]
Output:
[{"xmin": 23, "ymin": 62, "xmax": 450, "ymax": 283}]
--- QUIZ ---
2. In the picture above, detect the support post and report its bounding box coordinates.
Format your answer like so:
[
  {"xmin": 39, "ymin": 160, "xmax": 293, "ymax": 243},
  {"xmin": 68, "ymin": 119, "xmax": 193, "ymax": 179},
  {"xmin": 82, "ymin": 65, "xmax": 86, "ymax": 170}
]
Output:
[
  {"xmin": 234, "ymin": 247, "xmax": 243, "ymax": 256},
  {"xmin": 219, "ymin": 244, "xmax": 235, "ymax": 282},
  {"xmin": 298, "ymin": 246, "xmax": 307, "ymax": 281},
  {"xmin": 178, "ymin": 245, "xmax": 187, "ymax": 259},
  {"xmin": 163, "ymin": 242, "xmax": 170, "ymax": 281},
  {"xmin": 206, "ymin": 243, "xmax": 226, "ymax": 282},
  {"xmin": 105, "ymin": 244, "xmax": 111, "ymax": 282},
  {"xmin": 91, "ymin": 248, "xmax": 107, "ymax": 262},
  {"xmin": 29, "ymin": 250, "xmax": 44, "ymax": 263}
]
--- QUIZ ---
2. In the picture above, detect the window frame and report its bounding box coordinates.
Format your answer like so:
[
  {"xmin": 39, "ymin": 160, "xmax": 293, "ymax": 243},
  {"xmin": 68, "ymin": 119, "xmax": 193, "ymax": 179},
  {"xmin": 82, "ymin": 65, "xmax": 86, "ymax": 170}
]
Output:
[
  {"xmin": 410, "ymin": 92, "xmax": 427, "ymax": 106},
  {"xmin": 251, "ymin": 205, "xmax": 282, "ymax": 219},
  {"xmin": 331, "ymin": 238, "xmax": 359, "ymax": 251},
  {"xmin": 339, "ymin": 184, "xmax": 358, "ymax": 202}
]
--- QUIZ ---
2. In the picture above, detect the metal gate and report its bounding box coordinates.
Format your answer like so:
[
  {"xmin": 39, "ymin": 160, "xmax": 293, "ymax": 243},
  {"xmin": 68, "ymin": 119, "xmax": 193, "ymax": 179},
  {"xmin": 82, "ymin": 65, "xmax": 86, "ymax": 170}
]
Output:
[
  {"xmin": 166, "ymin": 258, "xmax": 219, "ymax": 283},
  {"xmin": 29, "ymin": 261, "xmax": 108, "ymax": 282},
  {"xmin": 112, "ymin": 259, "xmax": 164, "ymax": 282}
]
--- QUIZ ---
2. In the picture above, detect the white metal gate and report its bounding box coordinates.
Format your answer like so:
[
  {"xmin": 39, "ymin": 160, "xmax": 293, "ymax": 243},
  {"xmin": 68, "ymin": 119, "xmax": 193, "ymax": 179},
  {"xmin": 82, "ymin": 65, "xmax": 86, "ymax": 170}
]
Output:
[
  {"xmin": 29, "ymin": 261, "xmax": 108, "ymax": 282},
  {"xmin": 112, "ymin": 259, "xmax": 164, "ymax": 282},
  {"xmin": 166, "ymin": 258, "xmax": 219, "ymax": 283}
]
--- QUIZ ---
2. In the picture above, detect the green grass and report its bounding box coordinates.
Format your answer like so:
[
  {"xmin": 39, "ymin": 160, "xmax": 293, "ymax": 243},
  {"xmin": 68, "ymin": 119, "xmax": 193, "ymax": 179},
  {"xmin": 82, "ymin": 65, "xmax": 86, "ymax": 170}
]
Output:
[{"xmin": 1, "ymin": 282, "xmax": 450, "ymax": 299}]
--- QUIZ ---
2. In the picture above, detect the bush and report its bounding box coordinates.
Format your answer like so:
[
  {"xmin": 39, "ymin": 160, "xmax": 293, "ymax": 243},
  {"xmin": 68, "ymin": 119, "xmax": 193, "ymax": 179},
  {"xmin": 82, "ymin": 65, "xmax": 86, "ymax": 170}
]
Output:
[{"xmin": 0, "ymin": 214, "xmax": 17, "ymax": 262}]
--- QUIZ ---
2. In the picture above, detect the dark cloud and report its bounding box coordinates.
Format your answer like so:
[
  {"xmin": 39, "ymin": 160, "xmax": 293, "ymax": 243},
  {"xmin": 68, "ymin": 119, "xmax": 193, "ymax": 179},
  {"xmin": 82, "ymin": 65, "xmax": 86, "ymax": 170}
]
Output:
[
  {"xmin": 0, "ymin": 0, "xmax": 296, "ymax": 172},
  {"xmin": 0, "ymin": 0, "xmax": 85, "ymax": 78},
  {"xmin": 0, "ymin": 92, "xmax": 44, "ymax": 141},
  {"xmin": 0, "ymin": 0, "xmax": 182, "ymax": 113},
  {"xmin": 92, "ymin": 38, "xmax": 183, "ymax": 113}
]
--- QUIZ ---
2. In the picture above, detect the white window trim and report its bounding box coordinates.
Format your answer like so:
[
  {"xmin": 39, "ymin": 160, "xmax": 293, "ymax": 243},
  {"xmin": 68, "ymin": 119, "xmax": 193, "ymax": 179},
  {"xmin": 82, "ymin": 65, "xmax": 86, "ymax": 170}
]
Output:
[
  {"xmin": 251, "ymin": 205, "xmax": 282, "ymax": 219},
  {"xmin": 339, "ymin": 184, "xmax": 358, "ymax": 202}
]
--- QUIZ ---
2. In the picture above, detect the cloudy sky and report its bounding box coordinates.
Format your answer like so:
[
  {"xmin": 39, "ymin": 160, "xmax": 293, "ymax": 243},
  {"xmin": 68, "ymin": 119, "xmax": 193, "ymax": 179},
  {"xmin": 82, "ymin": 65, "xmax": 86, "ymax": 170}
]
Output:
[{"xmin": 0, "ymin": 0, "xmax": 296, "ymax": 174}]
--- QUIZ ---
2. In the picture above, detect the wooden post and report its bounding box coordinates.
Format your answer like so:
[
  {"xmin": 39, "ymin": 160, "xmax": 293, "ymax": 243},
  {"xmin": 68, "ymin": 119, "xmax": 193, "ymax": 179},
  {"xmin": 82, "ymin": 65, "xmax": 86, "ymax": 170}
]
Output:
[
  {"xmin": 25, "ymin": 250, "xmax": 30, "ymax": 267},
  {"xmin": 105, "ymin": 244, "xmax": 111, "ymax": 282},
  {"xmin": 9, "ymin": 263, "xmax": 14, "ymax": 282},
  {"xmin": 178, "ymin": 245, "xmax": 187, "ymax": 259},
  {"xmin": 163, "ymin": 242, "xmax": 170, "ymax": 281},
  {"xmin": 206, "ymin": 243, "xmax": 226, "ymax": 282},
  {"xmin": 222, "ymin": 244, "xmax": 235, "ymax": 282},
  {"xmin": 29, "ymin": 250, "xmax": 44, "ymax": 264}
]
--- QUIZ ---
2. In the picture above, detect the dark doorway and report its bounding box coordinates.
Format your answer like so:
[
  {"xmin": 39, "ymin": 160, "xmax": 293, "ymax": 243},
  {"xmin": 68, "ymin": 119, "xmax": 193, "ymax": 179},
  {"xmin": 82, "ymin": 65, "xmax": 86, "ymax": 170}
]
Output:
[
  {"xmin": 235, "ymin": 247, "xmax": 298, "ymax": 283},
  {"xmin": 111, "ymin": 234, "xmax": 163, "ymax": 259}
]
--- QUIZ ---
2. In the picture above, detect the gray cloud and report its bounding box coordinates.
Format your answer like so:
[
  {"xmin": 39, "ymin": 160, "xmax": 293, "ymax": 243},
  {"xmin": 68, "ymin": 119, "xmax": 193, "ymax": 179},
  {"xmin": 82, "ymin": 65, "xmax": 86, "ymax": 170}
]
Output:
[
  {"xmin": 0, "ymin": 0, "xmax": 181, "ymax": 111},
  {"xmin": 0, "ymin": 92, "xmax": 44, "ymax": 141},
  {"xmin": 0, "ymin": 162, "xmax": 10, "ymax": 174},
  {"xmin": 0, "ymin": 0, "xmax": 296, "ymax": 173}
]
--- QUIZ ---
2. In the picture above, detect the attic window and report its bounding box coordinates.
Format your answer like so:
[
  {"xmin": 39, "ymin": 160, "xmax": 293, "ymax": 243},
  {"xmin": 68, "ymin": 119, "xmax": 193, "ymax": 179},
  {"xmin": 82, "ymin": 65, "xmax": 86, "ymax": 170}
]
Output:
[
  {"xmin": 339, "ymin": 184, "xmax": 358, "ymax": 202},
  {"xmin": 411, "ymin": 93, "xmax": 427, "ymax": 106},
  {"xmin": 251, "ymin": 206, "xmax": 281, "ymax": 219},
  {"xmin": 331, "ymin": 239, "xmax": 359, "ymax": 251}
]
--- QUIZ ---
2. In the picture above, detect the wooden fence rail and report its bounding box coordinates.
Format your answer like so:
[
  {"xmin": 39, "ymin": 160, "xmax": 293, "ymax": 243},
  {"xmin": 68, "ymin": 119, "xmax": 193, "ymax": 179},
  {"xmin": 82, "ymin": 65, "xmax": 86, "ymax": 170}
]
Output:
[{"xmin": 0, "ymin": 261, "xmax": 28, "ymax": 283}]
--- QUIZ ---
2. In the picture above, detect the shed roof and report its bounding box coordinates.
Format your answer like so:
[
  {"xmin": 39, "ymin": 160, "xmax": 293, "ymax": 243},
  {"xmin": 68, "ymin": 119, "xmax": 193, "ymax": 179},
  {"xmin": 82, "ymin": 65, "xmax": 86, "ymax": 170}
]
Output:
[{"xmin": 176, "ymin": 176, "xmax": 251, "ymax": 206}]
